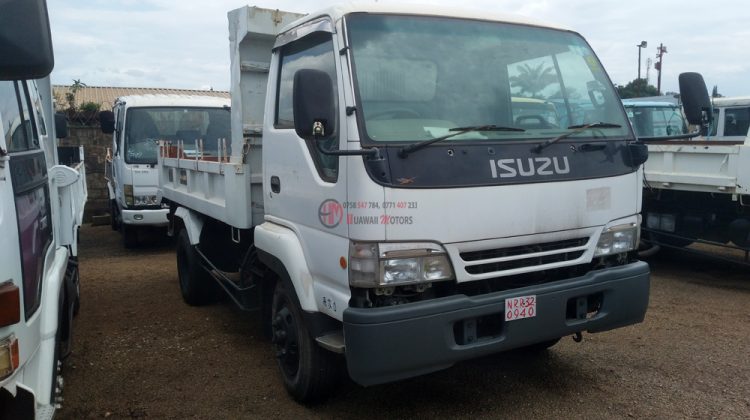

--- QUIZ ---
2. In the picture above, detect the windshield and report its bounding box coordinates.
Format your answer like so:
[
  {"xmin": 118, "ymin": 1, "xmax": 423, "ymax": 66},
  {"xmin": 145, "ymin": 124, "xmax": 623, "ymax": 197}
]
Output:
[
  {"xmin": 124, "ymin": 106, "xmax": 230, "ymax": 164},
  {"xmin": 625, "ymin": 105, "xmax": 688, "ymax": 138},
  {"xmin": 346, "ymin": 14, "xmax": 631, "ymax": 143}
]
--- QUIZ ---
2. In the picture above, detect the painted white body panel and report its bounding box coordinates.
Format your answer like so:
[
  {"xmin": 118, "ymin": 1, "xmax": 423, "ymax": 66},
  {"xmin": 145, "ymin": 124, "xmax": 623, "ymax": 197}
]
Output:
[
  {"xmin": 0, "ymin": 77, "xmax": 86, "ymax": 418},
  {"xmin": 643, "ymin": 97, "xmax": 750, "ymax": 195}
]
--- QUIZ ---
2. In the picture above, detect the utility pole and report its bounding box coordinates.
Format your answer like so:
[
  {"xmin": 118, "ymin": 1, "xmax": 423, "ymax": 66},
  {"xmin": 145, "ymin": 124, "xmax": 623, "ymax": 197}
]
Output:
[
  {"xmin": 646, "ymin": 58, "xmax": 652, "ymax": 83},
  {"xmin": 655, "ymin": 43, "xmax": 667, "ymax": 95}
]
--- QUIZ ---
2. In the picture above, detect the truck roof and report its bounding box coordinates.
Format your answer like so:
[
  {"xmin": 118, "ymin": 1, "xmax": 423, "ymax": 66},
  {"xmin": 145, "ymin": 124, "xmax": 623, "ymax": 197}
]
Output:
[
  {"xmin": 622, "ymin": 101, "xmax": 680, "ymax": 108},
  {"xmin": 711, "ymin": 96, "xmax": 750, "ymax": 107},
  {"xmin": 114, "ymin": 94, "xmax": 231, "ymax": 108},
  {"xmin": 281, "ymin": 2, "xmax": 571, "ymax": 35}
]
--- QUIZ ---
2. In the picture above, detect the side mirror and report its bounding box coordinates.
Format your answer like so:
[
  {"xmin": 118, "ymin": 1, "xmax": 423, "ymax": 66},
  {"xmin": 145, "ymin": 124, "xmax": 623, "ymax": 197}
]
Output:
[
  {"xmin": 293, "ymin": 69, "xmax": 335, "ymax": 141},
  {"xmin": 0, "ymin": 0, "xmax": 54, "ymax": 80},
  {"xmin": 54, "ymin": 112, "xmax": 68, "ymax": 139},
  {"xmin": 624, "ymin": 143, "xmax": 648, "ymax": 167},
  {"xmin": 679, "ymin": 72, "xmax": 712, "ymax": 126},
  {"xmin": 100, "ymin": 110, "xmax": 115, "ymax": 134}
]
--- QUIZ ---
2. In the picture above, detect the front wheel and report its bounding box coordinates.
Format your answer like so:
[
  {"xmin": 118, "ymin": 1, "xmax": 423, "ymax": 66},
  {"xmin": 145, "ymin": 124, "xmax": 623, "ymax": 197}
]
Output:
[
  {"xmin": 271, "ymin": 281, "xmax": 339, "ymax": 403},
  {"xmin": 121, "ymin": 223, "xmax": 138, "ymax": 248},
  {"xmin": 110, "ymin": 200, "xmax": 119, "ymax": 231}
]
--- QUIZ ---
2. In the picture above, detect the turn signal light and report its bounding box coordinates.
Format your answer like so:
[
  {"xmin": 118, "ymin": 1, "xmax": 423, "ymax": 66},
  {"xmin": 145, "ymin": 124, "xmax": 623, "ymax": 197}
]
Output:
[
  {"xmin": 0, "ymin": 336, "xmax": 19, "ymax": 380},
  {"xmin": 0, "ymin": 282, "xmax": 20, "ymax": 327}
]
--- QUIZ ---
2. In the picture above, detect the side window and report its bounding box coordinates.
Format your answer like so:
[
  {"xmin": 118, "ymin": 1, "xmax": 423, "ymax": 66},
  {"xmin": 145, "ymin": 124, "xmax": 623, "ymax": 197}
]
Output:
[
  {"xmin": 31, "ymin": 81, "xmax": 47, "ymax": 136},
  {"xmin": 724, "ymin": 107, "xmax": 750, "ymax": 137},
  {"xmin": 2, "ymin": 80, "xmax": 52, "ymax": 320},
  {"xmin": 1, "ymin": 81, "xmax": 27, "ymax": 152},
  {"xmin": 276, "ymin": 32, "xmax": 339, "ymax": 182}
]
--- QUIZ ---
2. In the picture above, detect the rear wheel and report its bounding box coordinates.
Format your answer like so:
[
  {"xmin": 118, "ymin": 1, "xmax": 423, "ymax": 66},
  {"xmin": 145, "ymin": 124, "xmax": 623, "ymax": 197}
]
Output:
[
  {"xmin": 176, "ymin": 229, "xmax": 217, "ymax": 306},
  {"xmin": 271, "ymin": 280, "xmax": 339, "ymax": 403}
]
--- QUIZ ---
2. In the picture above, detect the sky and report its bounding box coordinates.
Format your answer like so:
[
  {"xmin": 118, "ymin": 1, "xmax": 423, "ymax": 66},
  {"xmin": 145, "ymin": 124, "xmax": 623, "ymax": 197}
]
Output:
[{"xmin": 48, "ymin": 0, "xmax": 750, "ymax": 97}]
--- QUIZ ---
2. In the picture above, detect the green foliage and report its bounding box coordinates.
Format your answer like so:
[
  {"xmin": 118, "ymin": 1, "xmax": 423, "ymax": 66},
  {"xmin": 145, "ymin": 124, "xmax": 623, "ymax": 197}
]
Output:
[
  {"xmin": 79, "ymin": 101, "xmax": 101, "ymax": 112},
  {"xmin": 65, "ymin": 79, "xmax": 88, "ymax": 110},
  {"xmin": 616, "ymin": 79, "xmax": 659, "ymax": 99}
]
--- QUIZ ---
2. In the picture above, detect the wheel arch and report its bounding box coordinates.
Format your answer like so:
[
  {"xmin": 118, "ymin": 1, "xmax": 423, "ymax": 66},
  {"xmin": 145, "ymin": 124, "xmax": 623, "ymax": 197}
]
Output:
[{"xmin": 254, "ymin": 222, "xmax": 317, "ymax": 313}]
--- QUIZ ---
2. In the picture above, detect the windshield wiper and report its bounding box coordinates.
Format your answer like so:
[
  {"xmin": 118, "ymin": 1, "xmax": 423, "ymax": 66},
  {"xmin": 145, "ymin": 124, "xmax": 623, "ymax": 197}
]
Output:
[
  {"xmin": 531, "ymin": 122, "xmax": 622, "ymax": 154},
  {"xmin": 399, "ymin": 125, "xmax": 525, "ymax": 158}
]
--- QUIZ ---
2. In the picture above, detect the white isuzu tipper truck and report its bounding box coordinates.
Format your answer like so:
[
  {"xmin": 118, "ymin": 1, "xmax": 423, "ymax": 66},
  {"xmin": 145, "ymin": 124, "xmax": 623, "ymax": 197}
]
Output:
[
  {"xmin": 158, "ymin": 4, "xmax": 651, "ymax": 402},
  {"xmin": 641, "ymin": 74, "xmax": 750, "ymax": 252},
  {"xmin": 1, "ymin": 0, "xmax": 87, "ymax": 417},
  {"xmin": 99, "ymin": 95, "xmax": 231, "ymax": 248}
]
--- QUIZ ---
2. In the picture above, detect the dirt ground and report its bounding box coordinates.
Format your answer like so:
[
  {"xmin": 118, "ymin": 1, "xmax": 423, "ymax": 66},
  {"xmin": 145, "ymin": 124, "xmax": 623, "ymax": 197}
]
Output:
[{"xmin": 57, "ymin": 225, "xmax": 750, "ymax": 419}]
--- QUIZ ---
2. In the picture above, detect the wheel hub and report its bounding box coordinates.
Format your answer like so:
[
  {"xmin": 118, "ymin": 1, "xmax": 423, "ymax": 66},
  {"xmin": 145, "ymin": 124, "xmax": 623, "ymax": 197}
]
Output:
[{"xmin": 271, "ymin": 304, "xmax": 299, "ymax": 376}]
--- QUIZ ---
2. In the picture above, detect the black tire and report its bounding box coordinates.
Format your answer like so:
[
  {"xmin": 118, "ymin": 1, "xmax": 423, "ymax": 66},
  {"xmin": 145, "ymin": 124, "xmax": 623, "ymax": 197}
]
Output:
[
  {"xmin": 110, "ymin": 200, "xmax": 119, "ymax": 231},
  {"xmin": 176, "ymin": 229, "xmax": 218, "ymax": 306},
  {"xmin": 271, "ymin": 280, "xmax": 339, "ymax": 404},
  {"xmin": 121, "ymin": 223, "xmax": 138, "ymax": 248}
]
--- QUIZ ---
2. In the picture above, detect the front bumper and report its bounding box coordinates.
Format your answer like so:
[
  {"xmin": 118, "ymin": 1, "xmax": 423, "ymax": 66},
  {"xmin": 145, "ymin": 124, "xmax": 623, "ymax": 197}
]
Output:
[
  {"xmin": 343, "ymin": 260, "xmax": 650, "ymax": 386},
  {"xmin": 121, "ymin": 208, "xmax": 168, "ymax": 226}
]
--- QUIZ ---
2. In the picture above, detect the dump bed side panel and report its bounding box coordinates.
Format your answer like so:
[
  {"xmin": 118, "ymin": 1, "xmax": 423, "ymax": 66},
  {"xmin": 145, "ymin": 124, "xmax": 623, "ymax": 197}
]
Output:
[{"xmin": 159, "ymin": 7, "xmax": 303, "ymax": 228}]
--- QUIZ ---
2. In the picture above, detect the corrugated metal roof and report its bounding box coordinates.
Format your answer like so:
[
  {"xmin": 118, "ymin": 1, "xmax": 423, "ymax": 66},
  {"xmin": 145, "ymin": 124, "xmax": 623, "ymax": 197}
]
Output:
[{"xmin": 52, "ymin": 85, "xmax": 230, "ymax": 111}]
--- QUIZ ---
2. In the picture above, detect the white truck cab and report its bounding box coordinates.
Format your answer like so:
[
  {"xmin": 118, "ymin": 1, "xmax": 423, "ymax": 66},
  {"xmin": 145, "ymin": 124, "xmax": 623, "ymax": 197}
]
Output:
[
  {"xmin": 1, "ymin": 1, "xmax": 87, "ymax": 416},
  {"xmin": 100, "ymin": 95, "xmax": 231, "ymax": 247},
  {"xmin": 159, "ymin": 4, "xmax": 651, "ymax": 403}
]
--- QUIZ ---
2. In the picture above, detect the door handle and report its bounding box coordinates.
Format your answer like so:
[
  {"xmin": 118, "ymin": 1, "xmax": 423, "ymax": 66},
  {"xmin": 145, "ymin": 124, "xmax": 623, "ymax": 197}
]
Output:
[{"xmin": 270, "ymin": 176, "xmax": 281, "ymax": 193}]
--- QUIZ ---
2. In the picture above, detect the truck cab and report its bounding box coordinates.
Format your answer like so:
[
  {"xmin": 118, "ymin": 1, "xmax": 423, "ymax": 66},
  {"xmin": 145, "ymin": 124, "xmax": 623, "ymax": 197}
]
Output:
[
  {"xmin": 1, "ymin": 2, "xmax": 87, "ymax": 416},
  {"xmin": 705, "ymin": 96, "xmax": 750, "ymax": 139},
  {"xmin": 622, "ymin": 100, "xmax": 689, "ymax": 138},
  {"xmin": 101, "ymin": 95, "xmax": 231, "ymax": 247}
]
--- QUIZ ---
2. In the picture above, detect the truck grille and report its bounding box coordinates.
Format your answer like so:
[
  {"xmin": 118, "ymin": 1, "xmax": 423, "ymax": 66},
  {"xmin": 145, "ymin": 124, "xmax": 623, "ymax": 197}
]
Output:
[{"xmin": 459, "ymin": 237, "xmax": 589, "ymax": 275}]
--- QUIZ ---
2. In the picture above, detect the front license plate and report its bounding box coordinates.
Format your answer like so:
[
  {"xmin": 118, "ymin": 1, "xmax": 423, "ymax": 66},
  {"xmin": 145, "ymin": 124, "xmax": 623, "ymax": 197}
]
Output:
[{"xmin": 505, "ymin": 295, "xmax": 536, "ymax": 321}]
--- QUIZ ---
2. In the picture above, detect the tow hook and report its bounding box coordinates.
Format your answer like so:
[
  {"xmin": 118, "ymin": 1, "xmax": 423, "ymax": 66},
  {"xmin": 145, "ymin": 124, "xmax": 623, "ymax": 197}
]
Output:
[{"xmin": 572, "ymin": 331, "xmax": 583, "ymax": 343}]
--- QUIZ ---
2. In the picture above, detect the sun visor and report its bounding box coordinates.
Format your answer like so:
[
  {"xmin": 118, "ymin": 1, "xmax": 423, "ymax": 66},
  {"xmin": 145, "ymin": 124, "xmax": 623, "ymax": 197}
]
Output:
[{"xmin": 273, "ymin": 18, "xmax": 334, "ymax": 50}]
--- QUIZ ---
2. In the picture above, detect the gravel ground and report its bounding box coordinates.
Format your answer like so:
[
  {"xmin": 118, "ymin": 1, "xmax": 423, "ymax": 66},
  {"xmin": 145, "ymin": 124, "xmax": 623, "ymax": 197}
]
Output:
[{"xmin": 57, "ymin": 226, "xmax": 750, "ymax": 419}]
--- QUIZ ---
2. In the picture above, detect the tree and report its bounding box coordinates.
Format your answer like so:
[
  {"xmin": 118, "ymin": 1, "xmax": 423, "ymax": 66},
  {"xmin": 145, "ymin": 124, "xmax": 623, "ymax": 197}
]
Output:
[
  {"xmin": 711, "ymin": 85, "xmax": 723, "ymax": 98},
  {"xmin": 65, "ymin": 79, "xmax": 87, "ymax": 110},
  {"xmin": 510, "ymin": 63, "xmax": 556, "ymax": 99},
  {"xmin": 616, "ymin": 79, "xmax": 659, "ymax": 99}
]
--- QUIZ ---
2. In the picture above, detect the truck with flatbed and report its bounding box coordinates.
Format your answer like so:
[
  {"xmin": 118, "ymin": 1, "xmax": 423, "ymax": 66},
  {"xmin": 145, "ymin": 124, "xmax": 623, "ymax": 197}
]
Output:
[
  {"xmin": 639, "ymin": 80, "xmax": 750, "ymax": 252},
  {"xmin": 158, "ymin": 4, "xmax": 652, "ymax": 402},
  {"xmin": 0, "ymin": 0, "xmax": 87, "ymax": 417}
]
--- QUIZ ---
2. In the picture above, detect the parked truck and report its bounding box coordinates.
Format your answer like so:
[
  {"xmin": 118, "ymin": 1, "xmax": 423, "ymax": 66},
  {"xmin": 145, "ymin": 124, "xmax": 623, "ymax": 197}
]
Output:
[
  {"xmin": 100, "ymin": 95, "xmax": 231, "ymax": 247},
  {"xmin": 158, "ymin": 4, "xmax": 652, "ymax": 402},
  {"xmin": 0, "ymin": 0, "xmax": 87, "ymax": 417},
  {"xmin": 641, "ymin": 76, "xmax": 750, "ymax": 251}
]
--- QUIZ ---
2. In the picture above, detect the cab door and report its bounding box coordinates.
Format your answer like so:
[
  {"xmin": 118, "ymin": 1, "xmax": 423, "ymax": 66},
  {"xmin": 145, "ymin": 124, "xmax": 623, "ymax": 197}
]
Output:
[{"xmin": 263, "ymin": 27, "xmax": 350, "ymax": 317}]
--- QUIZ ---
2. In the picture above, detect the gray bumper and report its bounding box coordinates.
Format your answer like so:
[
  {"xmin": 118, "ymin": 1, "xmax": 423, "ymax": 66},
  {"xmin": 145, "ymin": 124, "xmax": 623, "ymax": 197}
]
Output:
[{"xmin": 343, "ymin": 261, "xmax": 650, "ymax": 386}]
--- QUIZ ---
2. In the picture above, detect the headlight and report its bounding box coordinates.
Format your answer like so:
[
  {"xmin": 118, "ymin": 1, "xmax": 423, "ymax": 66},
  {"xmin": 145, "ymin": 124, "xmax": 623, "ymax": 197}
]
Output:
[
  {"xmin": 594, "ymin": 222, "xmax": 639, "ymax": 256},
  {"xmin": 123, "ymin": 184, "xmax": 134, "ymax": 207},
  {"xmin": 134, "ymin": 195, "xmax": 159, "ymax": 206},
  {"xmin": 349, "ymin": 242, "xmax": 454, "ymax": 287}
]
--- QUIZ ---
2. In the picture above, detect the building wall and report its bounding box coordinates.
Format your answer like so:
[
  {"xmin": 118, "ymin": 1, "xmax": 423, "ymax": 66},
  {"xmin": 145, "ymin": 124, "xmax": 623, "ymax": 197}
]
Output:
[{"xmin": 59, "ymin": 127, "xmax": 110, "ymax": 222}]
